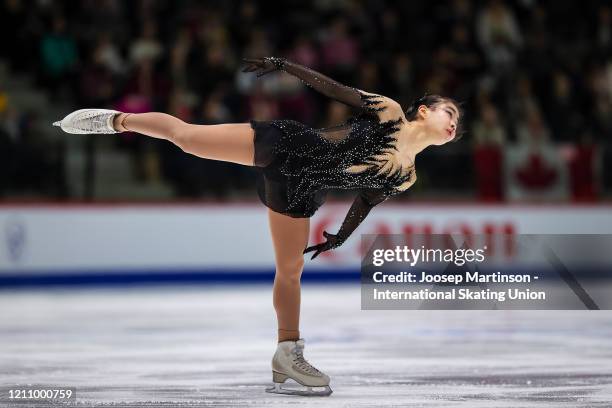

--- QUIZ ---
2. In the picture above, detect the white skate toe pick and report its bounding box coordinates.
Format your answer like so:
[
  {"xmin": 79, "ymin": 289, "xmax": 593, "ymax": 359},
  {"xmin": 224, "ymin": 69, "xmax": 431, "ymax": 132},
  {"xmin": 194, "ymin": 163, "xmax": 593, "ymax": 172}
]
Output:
[
  {"xmin": 265, "ymin": 339, "xmax": 332, "ymax": 397},
  {"xmin": 52, "ymin": 109, "xmax": 120, "ymax": 134}
]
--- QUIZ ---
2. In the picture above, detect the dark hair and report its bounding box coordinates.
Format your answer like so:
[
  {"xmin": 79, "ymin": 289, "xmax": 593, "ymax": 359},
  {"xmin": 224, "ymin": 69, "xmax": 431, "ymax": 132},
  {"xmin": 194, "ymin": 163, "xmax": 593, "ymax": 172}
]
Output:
[{"xmin": 404, "ymin": 94, "xmax": 465, "ymax": 141}]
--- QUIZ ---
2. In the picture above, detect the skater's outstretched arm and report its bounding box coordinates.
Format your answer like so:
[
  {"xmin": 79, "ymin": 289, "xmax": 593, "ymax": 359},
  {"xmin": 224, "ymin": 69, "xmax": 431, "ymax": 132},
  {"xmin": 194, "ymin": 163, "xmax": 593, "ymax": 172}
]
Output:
[
  {"xmin": 242, "ymin": 57, "xmax": 403, "ymax": 115},
  {"xmin": 303, "ymin": 188, "xmax": 394, "ymax": 259}
]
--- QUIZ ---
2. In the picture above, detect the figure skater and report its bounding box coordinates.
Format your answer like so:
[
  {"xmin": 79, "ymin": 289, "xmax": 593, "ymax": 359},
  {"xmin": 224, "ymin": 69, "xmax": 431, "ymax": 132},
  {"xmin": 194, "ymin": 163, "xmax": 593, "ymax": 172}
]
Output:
[{"xmin": 53, "ymin": 56, "xmax": 462, "ymax": 397}]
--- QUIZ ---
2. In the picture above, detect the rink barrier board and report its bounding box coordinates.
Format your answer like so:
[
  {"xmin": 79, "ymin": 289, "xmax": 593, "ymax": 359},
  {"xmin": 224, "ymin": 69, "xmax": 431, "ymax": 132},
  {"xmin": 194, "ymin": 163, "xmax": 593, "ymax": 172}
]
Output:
[{"xmin": 2, "ymin": 204, "xmax": 612, "ymax": 287}]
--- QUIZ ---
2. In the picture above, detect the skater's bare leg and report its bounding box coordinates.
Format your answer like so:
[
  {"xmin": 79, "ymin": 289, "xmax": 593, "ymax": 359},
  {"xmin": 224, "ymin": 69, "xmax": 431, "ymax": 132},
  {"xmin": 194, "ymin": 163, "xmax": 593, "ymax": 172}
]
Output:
[
  {"xmin": 267, "ymin": 208, "xmax": 309, "ymax": 343},
  {"xmin": 113, "ymin": 112, "xmax": 255, "ymax": 166}
]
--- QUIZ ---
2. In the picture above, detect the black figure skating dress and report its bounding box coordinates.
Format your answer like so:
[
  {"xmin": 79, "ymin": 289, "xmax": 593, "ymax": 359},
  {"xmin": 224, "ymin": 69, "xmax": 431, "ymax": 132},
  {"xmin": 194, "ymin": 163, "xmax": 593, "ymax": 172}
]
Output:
[{"xmin": 245, "ymin": 57, "xmax": 416, "ymax": 255}]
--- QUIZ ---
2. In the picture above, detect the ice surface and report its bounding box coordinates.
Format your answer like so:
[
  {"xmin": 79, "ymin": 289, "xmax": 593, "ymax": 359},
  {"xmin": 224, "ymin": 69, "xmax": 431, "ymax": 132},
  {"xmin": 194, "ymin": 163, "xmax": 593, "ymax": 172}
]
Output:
[{"xmin": 1, "ymin": 284, "xmax": 611, "ymax": 407}]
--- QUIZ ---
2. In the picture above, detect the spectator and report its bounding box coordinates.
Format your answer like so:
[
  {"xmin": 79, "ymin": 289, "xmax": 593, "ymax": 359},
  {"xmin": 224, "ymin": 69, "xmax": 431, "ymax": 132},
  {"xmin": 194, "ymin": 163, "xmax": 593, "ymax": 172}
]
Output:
[
  {"xmin": 596, "ymin": 5, "xmax": 611, "ymax": 56},
  {"xmin": 129, "ymin": 20, "xmax": 163, "ymax": 65},
  {"xmin": 516, "ymin": 106, "xmax": 551, "ymax": 147},
  {"xmin": 545, "ymin": 70, "xmax": 578, "ymax": 142},
  {"xmin": 40, "ymin": 16, "xmax": 79, "ymax": 99},
  {"xmin": 568, "ymin": 130, "xmax": 600, "ymax": 202},
  {"xmin": 320, "ymin": 18, "xmax": 359, "ymax": 82},
  {"xmin": 472, "ymin": 103, "xmax": 506, "ymax": 201},
  {"xmin": 78, "ymin": 37, "xmax": 120, "ymax": 106},
  {"xmin": 169, "ymin": 28, "xmax": 193, "ymax": 87},
  {"xmin": 509, "ymin": 75, "xmax": 541, "ymax": 130},
  {"xmin": 447, "ymin": 24, "xmax": 481, "ymax": 83},
  {"xmin": 476, "ymin": 0, "xmax": 522, "ymax": 73},
  {"xmin": 389, "ymin": 53, "xmax": 414, "ymax": 105}
]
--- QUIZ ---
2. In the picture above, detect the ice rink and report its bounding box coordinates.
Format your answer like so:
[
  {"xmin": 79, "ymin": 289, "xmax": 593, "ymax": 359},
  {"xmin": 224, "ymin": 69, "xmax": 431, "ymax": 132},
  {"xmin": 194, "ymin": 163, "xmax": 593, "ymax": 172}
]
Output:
[{"xmin": 1, "ymin": 283, "xmax": 612, "ymax": 407}]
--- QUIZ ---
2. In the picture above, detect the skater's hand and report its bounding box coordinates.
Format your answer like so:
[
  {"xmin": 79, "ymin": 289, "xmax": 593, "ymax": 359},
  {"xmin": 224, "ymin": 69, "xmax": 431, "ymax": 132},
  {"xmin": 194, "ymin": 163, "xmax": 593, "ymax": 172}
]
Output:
[
  {"xmin": 303, "ymin": 231, "xmax": 343, "ymax": 260},
  {"xmin": 242, "ymin": 57, "xmax": 286, "ymax": 77}
]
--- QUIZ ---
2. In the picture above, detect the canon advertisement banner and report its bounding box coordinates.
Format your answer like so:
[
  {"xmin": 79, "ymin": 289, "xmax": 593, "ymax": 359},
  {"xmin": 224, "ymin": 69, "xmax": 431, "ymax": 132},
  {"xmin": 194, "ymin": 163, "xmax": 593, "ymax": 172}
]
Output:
[{"xmin": 2, "ymin": 203, "xmax": 611, "ymax": 274}]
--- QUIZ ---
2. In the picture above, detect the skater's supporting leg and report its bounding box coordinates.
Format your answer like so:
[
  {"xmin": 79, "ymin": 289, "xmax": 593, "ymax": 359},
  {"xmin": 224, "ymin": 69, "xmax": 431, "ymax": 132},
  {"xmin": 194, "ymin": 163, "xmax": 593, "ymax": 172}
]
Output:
[
  {"xmin": 114, "ymin": 112, "xmax": 256, "ymax": 166},
  {"xmin": 267, "ymin": 208, "xmax": 309, "ymax": 343},
  {"xmin": 266, "ymin": 210, "xmax": 331, "ymax": 396}
]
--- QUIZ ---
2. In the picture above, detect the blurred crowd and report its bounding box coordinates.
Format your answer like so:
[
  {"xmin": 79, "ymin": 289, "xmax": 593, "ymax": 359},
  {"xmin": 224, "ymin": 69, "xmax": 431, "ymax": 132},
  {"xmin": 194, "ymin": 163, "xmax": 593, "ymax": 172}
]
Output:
[{"xmin": 0, "ymin": 0, "xmax": 610, "ymax": 201}]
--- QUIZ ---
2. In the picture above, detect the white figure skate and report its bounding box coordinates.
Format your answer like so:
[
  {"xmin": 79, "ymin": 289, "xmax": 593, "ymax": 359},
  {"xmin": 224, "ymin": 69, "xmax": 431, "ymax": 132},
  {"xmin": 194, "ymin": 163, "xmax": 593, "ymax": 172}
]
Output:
[
  {"xmin": 52, "ymin": 109, "xmax": 120, "ymax": 134},
  {"xmin": 265, "ymin": 339, "xmax": 332, "ymax": 396}
]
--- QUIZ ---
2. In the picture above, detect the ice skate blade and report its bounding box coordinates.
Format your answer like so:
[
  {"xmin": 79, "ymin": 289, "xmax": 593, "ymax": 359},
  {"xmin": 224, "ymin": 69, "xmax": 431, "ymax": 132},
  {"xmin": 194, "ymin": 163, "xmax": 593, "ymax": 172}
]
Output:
[{"xmin": 265, "ymin": 382, "xmax": 332, "ymax": 397}]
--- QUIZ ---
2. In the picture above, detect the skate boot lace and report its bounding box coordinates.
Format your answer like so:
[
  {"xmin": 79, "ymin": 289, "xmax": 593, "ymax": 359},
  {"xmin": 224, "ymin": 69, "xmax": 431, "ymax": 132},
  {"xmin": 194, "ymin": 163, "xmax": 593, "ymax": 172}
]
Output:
[
  {"xmin": 292, "ymin": 345, "xmax": 322, "ymax": 376},
  {"xmin": 76, "ymin": 112, "xmax": 111, "ymax": 132}
]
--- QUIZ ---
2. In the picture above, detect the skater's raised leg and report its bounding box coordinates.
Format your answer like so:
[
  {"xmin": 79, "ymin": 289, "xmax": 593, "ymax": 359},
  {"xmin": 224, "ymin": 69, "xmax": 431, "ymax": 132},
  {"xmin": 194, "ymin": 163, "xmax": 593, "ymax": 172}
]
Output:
[
  {"xmin": 113, "ymin": 113, "xmax": 255, "ymax": 166},
  {"xmin": 54, "ymin": 109, "xmax": 256, "ymax": 166}
]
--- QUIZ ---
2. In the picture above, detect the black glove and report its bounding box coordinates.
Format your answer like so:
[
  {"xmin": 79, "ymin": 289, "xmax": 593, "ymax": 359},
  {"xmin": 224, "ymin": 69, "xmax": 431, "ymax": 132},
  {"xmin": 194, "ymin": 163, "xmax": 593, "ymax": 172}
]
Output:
[
  {"xmin": 242, "ymin": 57, "xmax": 286, "ymax": 77},
  {"xmin": 302, "ymin": 189, "xmax": 397, "ymax": 261},
  {"xmin": 303, "ymin": 230, "xmax": 343, "ymax": 260}
]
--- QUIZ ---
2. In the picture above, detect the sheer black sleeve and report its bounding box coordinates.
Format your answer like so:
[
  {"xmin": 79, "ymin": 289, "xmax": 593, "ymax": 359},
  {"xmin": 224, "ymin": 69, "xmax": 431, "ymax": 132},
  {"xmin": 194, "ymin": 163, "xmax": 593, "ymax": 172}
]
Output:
[
  {"xmin": 336, "ymin": 188, "xmax": 393, "ymax": 242},
  {"xmin": 281, "ymin": 60, "xmax": 365, "ymax": 108},
  {"xmin": 303, "ymin": 188, "xmax": 396, "ymax": 259},
  {"xmin": 243, "ymin": 57, "xmax": 391, "ymax": 112}
]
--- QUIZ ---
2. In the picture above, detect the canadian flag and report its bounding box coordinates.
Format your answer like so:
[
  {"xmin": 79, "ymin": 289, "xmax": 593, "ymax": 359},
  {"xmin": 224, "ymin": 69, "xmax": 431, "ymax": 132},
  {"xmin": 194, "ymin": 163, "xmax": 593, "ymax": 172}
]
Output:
[{"xmin": 505, "ymin": 143, "xmax": 569, "ymax": 201}]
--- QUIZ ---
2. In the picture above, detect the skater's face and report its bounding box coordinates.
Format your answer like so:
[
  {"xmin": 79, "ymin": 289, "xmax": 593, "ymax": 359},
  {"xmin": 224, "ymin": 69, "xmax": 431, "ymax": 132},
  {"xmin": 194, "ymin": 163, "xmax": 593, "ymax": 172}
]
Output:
[{"xmin": 418, "ymin": 102, "xmax": 459, "ymax": 145}]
